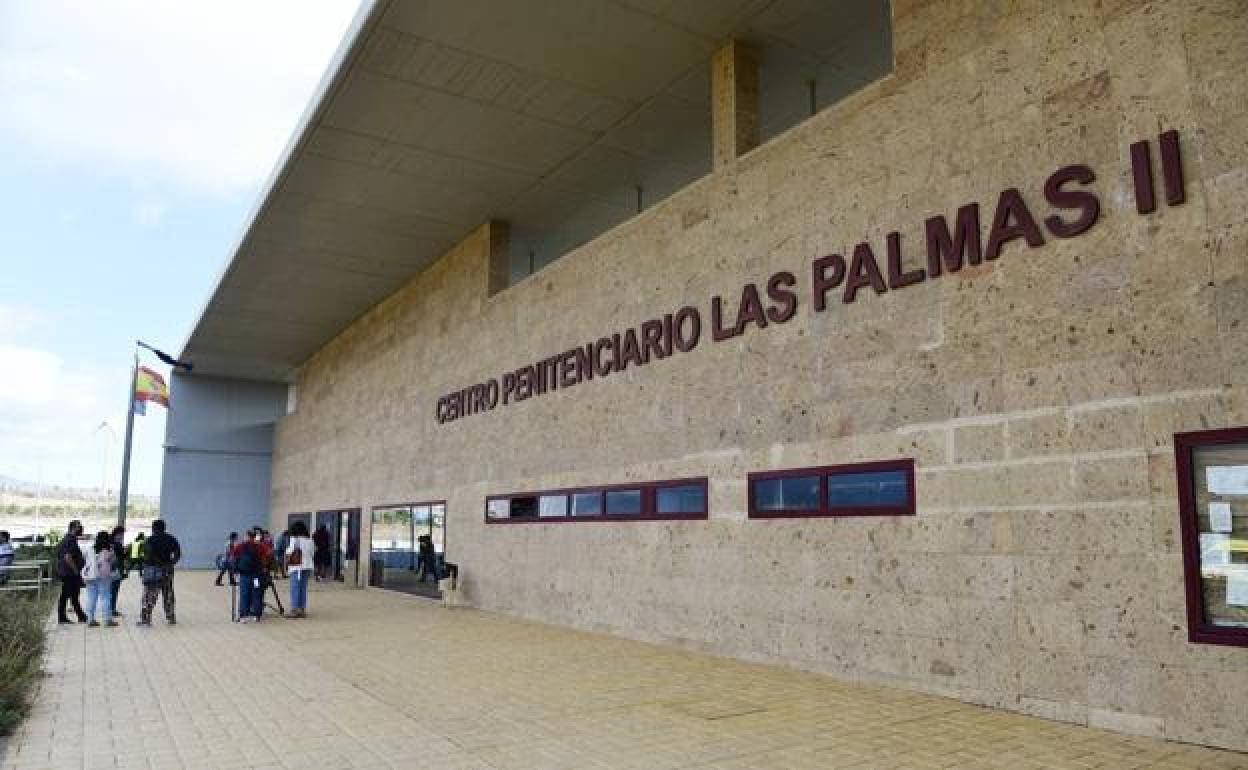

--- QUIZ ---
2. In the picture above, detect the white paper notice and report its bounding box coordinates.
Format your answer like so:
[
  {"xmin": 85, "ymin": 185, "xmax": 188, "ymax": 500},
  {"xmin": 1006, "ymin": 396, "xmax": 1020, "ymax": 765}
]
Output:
[
  {"xmin": 1207, "ymin": 466, "xmax": 1248, "ymax": 495},
  {"xmin": 1209, "ymin": 502, "xmax": 1234, "ymax": 533},
  {"xmin": 1227, "ymin": 572, "xmax": 1248, "ymax": 607},
  {"xmin": 1201, "ymin": 533, "xmax": 1231, "ymax": 567}
]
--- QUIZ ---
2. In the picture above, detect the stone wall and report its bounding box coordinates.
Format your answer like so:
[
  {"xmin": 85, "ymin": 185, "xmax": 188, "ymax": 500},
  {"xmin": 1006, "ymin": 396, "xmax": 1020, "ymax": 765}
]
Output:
[{"xmin": 271, "ymin": 0, "xmax": 1248, "ymax": 750}]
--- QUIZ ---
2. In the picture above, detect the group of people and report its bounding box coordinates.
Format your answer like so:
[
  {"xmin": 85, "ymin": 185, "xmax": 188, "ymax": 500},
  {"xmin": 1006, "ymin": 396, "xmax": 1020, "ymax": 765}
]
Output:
[
  {"xmin": 38, "ymin": 515, "xmax": 452, "ymax": 631},
  {"xmin": 55, "ymin": 519, "xmax": 179, "ymax": 627},
  {"xmin": 216, "ymin": 522, "xmax": 316, "ymax": 621}
]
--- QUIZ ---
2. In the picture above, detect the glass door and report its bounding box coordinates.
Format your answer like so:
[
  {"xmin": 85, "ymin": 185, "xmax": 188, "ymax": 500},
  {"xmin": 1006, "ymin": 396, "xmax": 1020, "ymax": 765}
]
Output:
[
  {"xmin": 369, "ymin": 501, "xmax": 445, "ymax": 597},
  {"xmin": 314, "ymin": 509, "xmax": 359, "ymax": 582}
]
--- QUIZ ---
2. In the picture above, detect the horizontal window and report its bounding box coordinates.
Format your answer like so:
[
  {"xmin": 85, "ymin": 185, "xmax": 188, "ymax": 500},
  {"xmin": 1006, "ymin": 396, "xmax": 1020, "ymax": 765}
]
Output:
[
  {"xmin": 828, "ymin": 469, "xmax": 909, "ymax": 508},
  {"xmin": 1175, "ymin": 426, "xmax": 1248, "ymax": 647},
  {"xmin": 539, "ymin": 495, "xmax": 568, "ymax": 518},
  {"xmin": 605, "ymin": 489, "xmax": 642, "ymax": 515},
  {"xmin": 571, "ymin": 492, "xmax": 602, "ymax": 516},
  {"xmin": 749, "ymin": 459, "xmax": 915, "ymax": 518},
  {"xmin": 486, "ymin": 478, "xmax": 708, "ymax": 523},
  {"xmin": 754, "ymin": 475, "xmax": 820, "ymax": 512},
  {"xmin": 656, "ymin": 484, "xmax": 706, "ymax": 514}
]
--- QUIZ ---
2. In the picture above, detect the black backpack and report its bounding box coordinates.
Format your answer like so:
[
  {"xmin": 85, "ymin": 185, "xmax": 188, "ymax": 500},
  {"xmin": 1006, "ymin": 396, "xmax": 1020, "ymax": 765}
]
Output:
[{"xmin": 235, "ymin": 543, "xmax": 259, "ymax": 575}]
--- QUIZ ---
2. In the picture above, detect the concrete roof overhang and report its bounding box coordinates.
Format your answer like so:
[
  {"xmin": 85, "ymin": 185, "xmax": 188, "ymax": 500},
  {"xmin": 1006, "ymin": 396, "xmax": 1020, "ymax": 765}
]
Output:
[{"xmin": 181, "ymin": 0, "xmax": 891, "ymax": 381}]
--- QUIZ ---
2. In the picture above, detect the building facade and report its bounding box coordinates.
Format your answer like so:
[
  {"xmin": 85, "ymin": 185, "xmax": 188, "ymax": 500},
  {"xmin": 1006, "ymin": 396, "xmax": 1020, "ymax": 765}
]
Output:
[{"xmin": 169, "ymin": 0, "xmax": 1248, "ymax": 752}]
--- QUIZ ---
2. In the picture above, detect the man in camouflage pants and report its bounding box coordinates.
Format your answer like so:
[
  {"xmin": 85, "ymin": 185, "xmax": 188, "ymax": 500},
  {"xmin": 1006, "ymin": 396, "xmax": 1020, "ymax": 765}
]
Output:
[{"xmin": 137, "ymin": 519, "xmax": 181, "ymax": 626}]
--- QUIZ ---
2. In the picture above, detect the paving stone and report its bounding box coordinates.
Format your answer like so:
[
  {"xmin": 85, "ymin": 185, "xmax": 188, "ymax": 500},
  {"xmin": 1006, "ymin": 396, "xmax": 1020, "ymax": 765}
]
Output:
[{"xmin": 2, "ymin": 573, "xmax": 1245, "ymax": 769}]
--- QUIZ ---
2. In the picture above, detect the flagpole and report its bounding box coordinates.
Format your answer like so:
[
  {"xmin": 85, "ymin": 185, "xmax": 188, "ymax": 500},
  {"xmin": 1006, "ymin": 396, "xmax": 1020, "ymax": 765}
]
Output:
[{"xmin": 117, "ymin": 343, "xmax": 139, "ymax": 530}]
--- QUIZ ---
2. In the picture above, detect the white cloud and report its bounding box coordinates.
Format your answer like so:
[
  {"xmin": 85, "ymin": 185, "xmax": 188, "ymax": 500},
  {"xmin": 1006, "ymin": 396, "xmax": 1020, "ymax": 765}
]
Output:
[
  {"xmin": 0, "ymin": 1, "xmax": 361, "ymax": 195},
  {"xmin": 0, "ymin": 309, "xmax": 163, "ymax": 494},
  {"xmin": 0, "ymin": 344, "xmax": 64, "ymax": 408}
]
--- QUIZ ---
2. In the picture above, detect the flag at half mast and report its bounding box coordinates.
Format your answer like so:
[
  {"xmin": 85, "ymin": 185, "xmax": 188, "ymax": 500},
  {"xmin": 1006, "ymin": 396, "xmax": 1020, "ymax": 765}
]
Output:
[{"xmin": 134, "ymin": 366, "xmax": 169, "ymax": 416}]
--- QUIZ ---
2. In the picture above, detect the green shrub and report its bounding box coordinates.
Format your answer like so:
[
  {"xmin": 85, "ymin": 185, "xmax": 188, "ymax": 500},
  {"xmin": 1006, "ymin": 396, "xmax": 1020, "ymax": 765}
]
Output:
[
  {"xmin": 0, "ymin": 592, "xmax": 53, "ymax": 734},
  {"xmin": 15, "ymin": 543, "xmax": 56, "ymax": 564}
]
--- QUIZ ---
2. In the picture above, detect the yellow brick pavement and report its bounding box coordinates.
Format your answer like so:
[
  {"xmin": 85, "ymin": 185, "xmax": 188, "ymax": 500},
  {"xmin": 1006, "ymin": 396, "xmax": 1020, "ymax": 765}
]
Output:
[{"xmin": 1, "ymin": 572, "xmax": 1246, "ymax": 769}]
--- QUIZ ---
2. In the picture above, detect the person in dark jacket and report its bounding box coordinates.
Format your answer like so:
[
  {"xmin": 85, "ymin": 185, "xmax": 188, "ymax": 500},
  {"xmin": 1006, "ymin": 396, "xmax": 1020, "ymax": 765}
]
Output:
[
  {"xmin": 109, "ymin": 525, "xmax": 127, "ymax": 617},
  {"xmin": 417, "ymin": 534, "xmax": 441, "ymax": 583},
  {"xmin": 56, "ymin": 520, "xmax": 88, "ymax": 624},
  {"xmin": 234, "ymin": 527, "xmax": 266, "ymax": 622},
  {"xmin": 137, "ymin": 519, "xmax": 180, "ymax": 627},
  {"xmin": 313, "ymin": 525, "xmax": 332, "ymax": 582}
]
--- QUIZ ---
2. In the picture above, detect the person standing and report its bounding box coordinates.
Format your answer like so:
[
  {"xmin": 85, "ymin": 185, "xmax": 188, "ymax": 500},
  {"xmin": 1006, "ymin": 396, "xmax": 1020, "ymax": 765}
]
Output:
[
  {"xmin": 129, "ymin": 533, "xmax": 146, "ymax": 574},
  {"xmin": 109, "ymin": 526, "xmax": 126, "ymax": 617},
  {"xmin": 137, "ymin": 520, "xmax": 180, "ymax": 627},
  {"xmin": 83, "ymin": 531, "xmax": 119, "ymax": 628},
  {"xmin": 313, "ymin": 524, "xmax": 331, "ymax": 582},
  {"xmin": 215, "ymin": 532, "xmax": 239, "ymax": 586},
  {"xmin": 275, "ymin": 528, "xmax": 290, "ymax": 578},
  {"xmin": 285, "ymin": 521, "xmax": 314, "ymax": 618},
  {"xmin": 418, "ymin": 534, "xmax": 441, "ymax": 583},
  {"xmin": 56, "ymin": 520, "xmax": 88, "ymax": 624},
  {"xmin": 234, "ymin": 528, "xmax": 265, "ymax": 623},
  {"xmin": 0, "ymin": 530, "xmax": 13, "ymax": 586}
]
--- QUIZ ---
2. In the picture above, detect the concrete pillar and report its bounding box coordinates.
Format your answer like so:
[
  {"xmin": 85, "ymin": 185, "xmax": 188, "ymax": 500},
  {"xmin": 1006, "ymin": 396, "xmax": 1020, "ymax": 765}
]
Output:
[
  {"xmin": 711, "ymin": 40, "xmax": 760, "ymax": 169},
  {"xmin": 484, "ymin": 219, "xmax": 512, "ymax": 296}
]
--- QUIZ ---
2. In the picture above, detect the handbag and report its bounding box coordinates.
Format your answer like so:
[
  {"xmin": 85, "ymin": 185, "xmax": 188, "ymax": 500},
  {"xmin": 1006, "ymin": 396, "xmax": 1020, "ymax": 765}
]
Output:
[
  {"xmin": 288, "ymin": 541, "xmax": 304, "ymax": 567},
  {"xmin": 141, "ymin": 565, "xmax": 166, "ymax": 585},
  {"xmin": 81, "ymin": 553, "xmax": 99, "ymax": 582}
]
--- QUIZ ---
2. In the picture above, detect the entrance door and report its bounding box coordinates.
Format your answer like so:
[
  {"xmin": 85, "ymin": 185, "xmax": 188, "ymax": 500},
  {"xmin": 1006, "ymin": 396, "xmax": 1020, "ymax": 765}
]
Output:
[
  {"xmin": 369, "ymin": 501, "xmax": 445, "ymax": 597},
  {"xmin": 314, "ymin": 509, "xmax": 360, "ymax": 583}
]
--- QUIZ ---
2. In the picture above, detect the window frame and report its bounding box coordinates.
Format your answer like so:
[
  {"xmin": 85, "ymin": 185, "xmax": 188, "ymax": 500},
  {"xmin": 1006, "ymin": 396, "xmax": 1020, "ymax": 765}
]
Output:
[
  {"xmin": 485, "ymin": 477, "xmax": 708, "ymax": 524},
  {"xmin": 1175, "ymin": 426, "xmax": 1248, "ymax": 647},
  {"xmin": 748, "ymin": 458, "xmax": 915, "ymax": 519}
]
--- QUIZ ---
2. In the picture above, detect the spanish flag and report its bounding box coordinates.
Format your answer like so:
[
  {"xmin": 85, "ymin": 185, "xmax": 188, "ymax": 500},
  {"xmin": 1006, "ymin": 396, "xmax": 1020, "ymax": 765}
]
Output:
[{"xmin": 134, "ymin": 366, "xmax": 169, "ymax": 413}]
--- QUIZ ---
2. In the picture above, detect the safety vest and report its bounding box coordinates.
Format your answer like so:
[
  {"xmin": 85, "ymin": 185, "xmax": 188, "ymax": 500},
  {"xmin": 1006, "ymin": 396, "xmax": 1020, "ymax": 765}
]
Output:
[{"xmin": 129, "ymin": 540, "xmax": 145, "ymax": 559}]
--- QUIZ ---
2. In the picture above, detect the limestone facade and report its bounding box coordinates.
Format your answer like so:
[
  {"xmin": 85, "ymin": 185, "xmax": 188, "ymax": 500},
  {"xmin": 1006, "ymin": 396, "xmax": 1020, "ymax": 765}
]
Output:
[{"xmin": 270, "ymin": 0, "xmax": 1248, "ymax": 751}]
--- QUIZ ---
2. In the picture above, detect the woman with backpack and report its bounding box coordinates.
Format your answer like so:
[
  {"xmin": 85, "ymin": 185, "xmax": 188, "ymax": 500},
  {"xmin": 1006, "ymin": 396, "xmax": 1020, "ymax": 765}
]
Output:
[
  {"xmin": 234, "ymin": 528, "xmax": 265, "ymax": 623},
  {"xmin": 83, "ymin": 530, "xmax": 119, "ymax": 627},
  {"xmin": 285, "ymin": 521, "xmax": 314, "ymax": 617}
]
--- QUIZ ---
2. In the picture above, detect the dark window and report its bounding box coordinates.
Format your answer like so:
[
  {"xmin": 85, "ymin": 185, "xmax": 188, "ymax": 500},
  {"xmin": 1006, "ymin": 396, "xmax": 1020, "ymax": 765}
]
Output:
[
  {"xmin": 1175, "ymin": 427, "xmax": 1248, "ymax": 647},
  {"xmin": 509, "ymin": 497, "xmax": 538, "ymax": 518},
  {"xmin": 656, "ymin": 484, "xmax": 706, "ymax": 514},
  {"xmin": 828, "ymin": 469, "xmax": 909, "ymax": 509},
  {"xmin": 753, "ymin": 476, "xmax": 821, "ymax": 512},
  {"xmin": 749, "ymin": 459, "xmax": 915, "ymax": 519},
  {"xmin": 605, "ymin": 489, "xmax": 642, "ymax": 515},
  {"xmin": 486, "ymin": 478, "xmax": 707, "ymax": 523},
  {"xmin": 571, "ymin": 492, "xmax": 602, "ymax": 515}
]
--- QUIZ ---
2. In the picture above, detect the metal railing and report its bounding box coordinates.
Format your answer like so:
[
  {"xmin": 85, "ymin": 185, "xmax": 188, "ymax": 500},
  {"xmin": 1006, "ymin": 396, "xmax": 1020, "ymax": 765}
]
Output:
[{"xmin": 0, "ymin": 560, "xmax": 54, "ymax": 600}]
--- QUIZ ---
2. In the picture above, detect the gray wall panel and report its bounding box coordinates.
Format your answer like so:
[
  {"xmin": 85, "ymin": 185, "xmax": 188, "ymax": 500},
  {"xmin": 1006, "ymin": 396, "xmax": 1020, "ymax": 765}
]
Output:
[{"xmin": 159, "ymin": 374, "xmax": 287, "ymax": 567}]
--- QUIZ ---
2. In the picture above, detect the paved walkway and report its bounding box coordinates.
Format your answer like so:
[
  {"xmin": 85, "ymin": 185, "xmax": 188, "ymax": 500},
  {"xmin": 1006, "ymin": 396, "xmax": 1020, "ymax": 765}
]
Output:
[{"xmin": 2, "ymin": 572, "xmax": 1246, "ymax": 770}]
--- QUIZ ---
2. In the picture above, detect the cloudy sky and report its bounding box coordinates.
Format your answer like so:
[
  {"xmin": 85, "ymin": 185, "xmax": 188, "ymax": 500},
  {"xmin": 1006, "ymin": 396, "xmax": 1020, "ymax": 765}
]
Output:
[{"xmin": 0, "ymin": 1, "xmax": 360, "ymax": 495}]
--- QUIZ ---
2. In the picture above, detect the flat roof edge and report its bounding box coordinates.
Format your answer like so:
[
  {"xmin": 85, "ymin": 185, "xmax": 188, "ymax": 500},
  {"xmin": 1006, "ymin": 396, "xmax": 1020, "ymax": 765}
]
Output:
[{"xmin": 176, "ymin": 0, "xmax": 389, "ymax": 376}]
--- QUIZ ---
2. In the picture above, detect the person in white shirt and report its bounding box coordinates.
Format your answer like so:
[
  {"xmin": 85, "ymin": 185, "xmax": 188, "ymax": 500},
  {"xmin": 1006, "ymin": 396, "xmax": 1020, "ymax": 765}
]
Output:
[
  {"xmin": 0, "ymin": 530, "xmax": 14, "ymax": 586},
  {"xmin": 83, "ymin": 531, "xmax": 119, "ymax": 627},
  {"xmin": 284, "ymin": 521, "xmax": 315, "ymax": 618}
]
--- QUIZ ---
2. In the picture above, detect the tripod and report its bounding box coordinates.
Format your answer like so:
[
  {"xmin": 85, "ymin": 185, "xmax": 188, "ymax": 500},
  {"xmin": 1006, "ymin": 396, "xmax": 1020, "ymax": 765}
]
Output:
[
  {"xmin": 263, "ymin": 571, "xmax": 285, "ymax": 616},
  {"xmin": 230, "ymin": 573, "xmax": 285, "ymax": 621}
]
